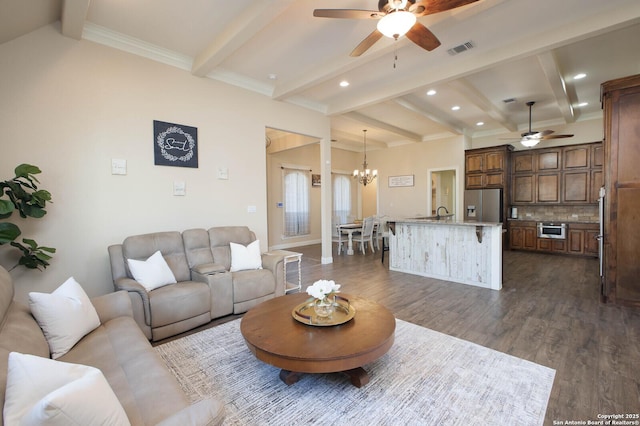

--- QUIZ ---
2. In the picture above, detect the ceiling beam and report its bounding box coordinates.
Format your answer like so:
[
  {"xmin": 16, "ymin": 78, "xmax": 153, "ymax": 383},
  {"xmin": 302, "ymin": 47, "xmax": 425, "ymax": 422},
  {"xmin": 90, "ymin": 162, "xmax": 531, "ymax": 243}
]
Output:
[
  {"xmin": 393, "ymin": 97, "xmax": 465, "ymax": 136},
  {"xmin": 446, "ymin": 78, "xmax": 519, "ymax": 132},
  {"xmin": 343, "ymin": 112, "xmax": 423, "ymax": 142},
  {"xmin": 537, "ymin": 51, "xmax": 575, "ymax": 123},
  {"xmin": 272, "ymin": 40, "xmax": 403, "ymax": 101},
  {"xmin": 191, "ymin": 0, "xmax": 295, "ymax": 77},
  {"xmin": 61, "ymin": 0, "xmax": 90, "ymax": 40},
  {"xmin": 331, "ymin": 129, "xmax": 388, "ymax": 150}
]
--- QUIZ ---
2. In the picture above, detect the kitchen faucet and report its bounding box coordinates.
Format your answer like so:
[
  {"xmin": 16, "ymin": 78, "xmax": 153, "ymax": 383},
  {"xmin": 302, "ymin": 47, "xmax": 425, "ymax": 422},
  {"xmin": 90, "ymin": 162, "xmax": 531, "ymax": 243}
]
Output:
[{"xmin": 436, "ymin": 206, "xmax": 449, "ymax": 219}]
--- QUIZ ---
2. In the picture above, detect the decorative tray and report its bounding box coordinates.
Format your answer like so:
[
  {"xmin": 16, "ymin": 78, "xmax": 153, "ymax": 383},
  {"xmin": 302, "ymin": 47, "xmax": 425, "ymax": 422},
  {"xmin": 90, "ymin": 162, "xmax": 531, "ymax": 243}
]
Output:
[{"xmin": 292, "ymin": 296, "xmax": 356, "ymax": 326}]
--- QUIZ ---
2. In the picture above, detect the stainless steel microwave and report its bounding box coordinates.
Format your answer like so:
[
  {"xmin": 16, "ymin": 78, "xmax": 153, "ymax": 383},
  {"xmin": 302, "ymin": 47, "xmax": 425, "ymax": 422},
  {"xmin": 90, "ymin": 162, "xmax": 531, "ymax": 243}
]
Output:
[{"xmin": 537, "ymin": 222, "xmax": 566, "ymax": 239}]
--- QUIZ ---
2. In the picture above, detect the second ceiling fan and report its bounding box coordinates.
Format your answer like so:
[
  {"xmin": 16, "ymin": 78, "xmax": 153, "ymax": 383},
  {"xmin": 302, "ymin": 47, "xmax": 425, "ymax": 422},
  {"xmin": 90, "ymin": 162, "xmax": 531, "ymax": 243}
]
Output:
[
  {"xmin": 313, "ymin": 0, "xmax": 479, "ymax": 57},
  {"xmin": 505, "ymin": 101, "xmax": 574, "ymax": 147}
]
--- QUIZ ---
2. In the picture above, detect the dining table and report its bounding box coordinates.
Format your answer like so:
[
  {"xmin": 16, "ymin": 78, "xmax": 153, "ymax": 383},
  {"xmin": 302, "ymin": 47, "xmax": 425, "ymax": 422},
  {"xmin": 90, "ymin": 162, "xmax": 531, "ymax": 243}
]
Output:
[{"xmin": 338, "ymin": 223, "xmax": 363, "ymax": 255}]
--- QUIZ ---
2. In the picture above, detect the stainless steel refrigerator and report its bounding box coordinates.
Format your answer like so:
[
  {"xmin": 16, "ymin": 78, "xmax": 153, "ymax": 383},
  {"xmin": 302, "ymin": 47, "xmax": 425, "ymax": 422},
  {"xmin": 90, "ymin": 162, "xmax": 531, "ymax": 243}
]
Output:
[{"xmin": 464, "ymin": 189, "xmax": 503, "ymax": 222}]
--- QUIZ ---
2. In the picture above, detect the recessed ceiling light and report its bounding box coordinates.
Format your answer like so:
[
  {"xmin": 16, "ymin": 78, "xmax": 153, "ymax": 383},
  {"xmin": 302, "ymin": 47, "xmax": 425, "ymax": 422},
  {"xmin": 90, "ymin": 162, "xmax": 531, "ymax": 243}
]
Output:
[
  {"xmin": 339, "ymin": 80, "xmax": 350, "ymax": 87},
  {"xmin": 574, "ymin": 73, "xmax": 587, "ymax": 80},
  {"xmin": 268, "ymin": 73, "xmax": 277, "ymax": 80},
  {"xmin": 577, "ymin": 102, "xmax": 589, "ymax": 107},
  {"xmin": 451, "ymin": 105, "xmax": 460, "ymax": 111},
  {"xmin": 426, "ymin": 89, "xmax": 436, "ymax": 96},
  {"xmin": 476, "ymin": 122, "xmax": 484, "ymax": 126}
]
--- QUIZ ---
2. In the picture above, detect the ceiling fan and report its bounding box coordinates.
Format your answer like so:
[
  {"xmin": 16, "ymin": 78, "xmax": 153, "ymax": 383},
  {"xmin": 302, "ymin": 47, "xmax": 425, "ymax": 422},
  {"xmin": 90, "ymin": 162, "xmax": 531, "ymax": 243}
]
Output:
[
  {"xmin": 313, "ymin": 0, "xmax": 479, "ymax": 57},
  {"xmin": 505, "ymin": 101, "xmax": 574, "ymax": 148}
]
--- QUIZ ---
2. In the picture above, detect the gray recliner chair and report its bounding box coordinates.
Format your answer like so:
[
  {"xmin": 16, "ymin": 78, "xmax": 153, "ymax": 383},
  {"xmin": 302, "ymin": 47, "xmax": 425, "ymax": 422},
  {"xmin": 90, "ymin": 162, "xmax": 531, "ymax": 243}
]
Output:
[{"xmin": 108, "ymin": 231, "xmax": 211, "ymax": 341}]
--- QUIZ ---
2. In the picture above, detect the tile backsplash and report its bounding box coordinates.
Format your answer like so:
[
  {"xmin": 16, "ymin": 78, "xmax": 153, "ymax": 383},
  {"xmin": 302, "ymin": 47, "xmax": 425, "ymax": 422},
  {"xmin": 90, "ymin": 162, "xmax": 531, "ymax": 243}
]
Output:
[{"xmin": 512, "ymin": 205, "xmax": 599, "ymax": 222}]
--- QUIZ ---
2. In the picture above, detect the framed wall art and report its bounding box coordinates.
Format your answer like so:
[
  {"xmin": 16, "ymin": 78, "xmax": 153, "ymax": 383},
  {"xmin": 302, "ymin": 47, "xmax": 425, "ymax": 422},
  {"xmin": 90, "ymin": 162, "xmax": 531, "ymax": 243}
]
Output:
[
  {"xmin": 153, "ymin": 120, "xmax": 198, "ymax": 168},
  {"xmin": 312, "ymin": 174, "xmax": 321, "ymax": 187},
  {"xmin": 388, "ymin": 175, "xmax": 414, "ymax": 187}
]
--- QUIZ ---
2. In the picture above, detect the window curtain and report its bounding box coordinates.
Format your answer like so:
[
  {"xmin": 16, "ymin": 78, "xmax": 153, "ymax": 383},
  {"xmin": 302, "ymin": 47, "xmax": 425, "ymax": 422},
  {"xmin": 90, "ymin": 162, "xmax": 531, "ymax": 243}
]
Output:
[
  {"xmin": 283, "ymin": 168, "xmax": 310, "ymax": 237},
  {"xmin": 332, "ymin": 173, "xmax": 351, "ymax": 225}
]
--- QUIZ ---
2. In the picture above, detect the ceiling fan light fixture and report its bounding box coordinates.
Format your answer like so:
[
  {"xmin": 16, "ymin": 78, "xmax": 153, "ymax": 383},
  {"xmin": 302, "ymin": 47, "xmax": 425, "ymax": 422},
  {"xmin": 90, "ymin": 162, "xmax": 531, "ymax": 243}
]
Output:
[
  {"xmin": 377, "ymin": 11, "xmax": 416, "ymax": 39},
  {"xmin": 520, "ymin": 135, "xmax": 541, "ymax": 148}
]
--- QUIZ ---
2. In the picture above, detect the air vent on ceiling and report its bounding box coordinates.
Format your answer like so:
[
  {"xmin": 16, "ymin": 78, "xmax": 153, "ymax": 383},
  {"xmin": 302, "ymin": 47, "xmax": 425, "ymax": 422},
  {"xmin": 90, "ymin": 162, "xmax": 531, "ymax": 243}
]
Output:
[
  {"xmin": 447, "ymin": 41, "xmax": 474, "ymax": 56},
  {"xmin": 503, "ymin": 98, "xmax": 517, "ymax": 104}
]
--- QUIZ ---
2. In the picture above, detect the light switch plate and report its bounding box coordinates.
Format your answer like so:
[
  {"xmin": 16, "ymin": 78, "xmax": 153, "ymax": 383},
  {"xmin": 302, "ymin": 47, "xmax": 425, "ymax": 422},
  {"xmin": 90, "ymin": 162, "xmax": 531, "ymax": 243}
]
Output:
[
  {"xmin": 247, "ymin": 205, "xmax": 257, "ymax": 213},
  {"xmin": 217, "ymin": 167, "xmax": 229, "ymax": 180},
  {"xmin": 173, "ymin": 181, "xmax": 186, "ymax": 196},
  {"xmin": 111, "ymin": 159, "xmax": 127, "ymax": 175}
]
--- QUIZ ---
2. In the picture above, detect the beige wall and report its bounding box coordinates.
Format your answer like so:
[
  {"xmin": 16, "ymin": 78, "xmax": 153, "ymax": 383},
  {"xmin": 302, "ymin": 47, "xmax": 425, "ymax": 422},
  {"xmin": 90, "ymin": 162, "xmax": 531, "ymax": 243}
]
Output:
[
  {"xmin": 0, "ymin": 24, "xmax": 330, "ymax": 302},
  {"xmin": 369, "ymin": 136, "xmax": 467, "ymax": 220}
]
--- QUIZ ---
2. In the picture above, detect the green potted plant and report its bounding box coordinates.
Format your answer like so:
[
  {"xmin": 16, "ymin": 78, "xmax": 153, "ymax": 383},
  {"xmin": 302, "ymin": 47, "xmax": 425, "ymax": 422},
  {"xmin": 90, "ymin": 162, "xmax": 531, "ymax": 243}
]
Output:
[{"xmin": 0, "ymin": 164, "xmax": 55, "ymax": 271}]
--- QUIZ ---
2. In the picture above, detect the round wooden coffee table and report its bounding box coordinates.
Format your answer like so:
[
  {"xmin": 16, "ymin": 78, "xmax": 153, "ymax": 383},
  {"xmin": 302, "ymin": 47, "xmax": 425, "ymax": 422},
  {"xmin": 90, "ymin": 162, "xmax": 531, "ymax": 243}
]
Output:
[{"xmin": 240, "ymin": 293, "xmax": 395, "ymax": 387}]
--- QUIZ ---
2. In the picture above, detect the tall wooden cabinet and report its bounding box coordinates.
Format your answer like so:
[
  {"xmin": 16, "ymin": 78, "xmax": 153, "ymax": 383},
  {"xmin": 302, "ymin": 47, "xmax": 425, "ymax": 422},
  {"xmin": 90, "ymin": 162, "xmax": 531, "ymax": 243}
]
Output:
[{"xmin": 601, "ymin": 74, "xmax": 640, "ymax": 306}]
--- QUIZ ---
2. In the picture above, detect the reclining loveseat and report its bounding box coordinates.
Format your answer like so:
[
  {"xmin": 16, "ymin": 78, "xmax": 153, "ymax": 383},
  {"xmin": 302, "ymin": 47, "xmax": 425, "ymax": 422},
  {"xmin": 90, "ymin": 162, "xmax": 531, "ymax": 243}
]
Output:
[{"xmin": 108, "ymin": 226, "xmax": 285, "ymax": 341}]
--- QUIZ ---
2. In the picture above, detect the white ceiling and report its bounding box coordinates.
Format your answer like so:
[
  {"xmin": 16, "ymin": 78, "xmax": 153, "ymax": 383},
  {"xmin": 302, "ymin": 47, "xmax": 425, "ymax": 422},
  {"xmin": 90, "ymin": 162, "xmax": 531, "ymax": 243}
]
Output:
[{"xmin": 2, "ymin": 0, "xmax": 640, "ymax": 151}]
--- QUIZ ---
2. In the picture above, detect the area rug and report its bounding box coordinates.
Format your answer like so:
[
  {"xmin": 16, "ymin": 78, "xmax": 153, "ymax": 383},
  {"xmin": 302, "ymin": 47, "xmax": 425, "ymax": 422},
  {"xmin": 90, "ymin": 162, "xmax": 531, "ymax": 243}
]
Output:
[{"xmin": 155, "ymin": 319, "xmax": 555, "ymax": 425}]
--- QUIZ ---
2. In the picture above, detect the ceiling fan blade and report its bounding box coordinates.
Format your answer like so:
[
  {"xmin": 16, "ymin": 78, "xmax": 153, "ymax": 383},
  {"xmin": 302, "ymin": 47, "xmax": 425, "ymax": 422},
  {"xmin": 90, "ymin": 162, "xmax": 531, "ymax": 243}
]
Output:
[
  {"xmin": 405, "ymin": 23, "xmax": 441, "ymax": 51},
  {"xmin": 541, "ymin": 134, "xmax": 574, "ymax": 140},
  {"xmin": 350, "ymin": 29, "xmax": 384, "ymax": 57},
  {"xmin": 313, "ymin": 9, "xmax": 382, "ymax": 19},
  {"xmin": 412, "ymin": 0, "xmax": 480, "ymax": 17}
]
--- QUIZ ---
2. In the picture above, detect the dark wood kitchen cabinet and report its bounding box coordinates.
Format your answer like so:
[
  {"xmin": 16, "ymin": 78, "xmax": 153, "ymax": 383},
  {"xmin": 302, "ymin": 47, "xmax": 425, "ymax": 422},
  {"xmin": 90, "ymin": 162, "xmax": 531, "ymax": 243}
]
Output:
[
  {"xmin": 601, "ymin": 73, "xmax": 640, "ymax": 306},
  {"xmin": 537, "ymin": 148, "xmax": 562, "ymax": 171},
  {"xmin": 511, "ymin": 142, "xmax": 602, "ymax": 205},
  {"xmin": 536, "ymin": 173, "xmax": 560, "ymax": 203},
  {"xmin": 563, "ymin": 171, "xmax": 590, "ymax": 203},
  {"xmin": 537, "ymin": 238, "xmax": 566, "ymax": 254},
  {"xmin": 508, "ymin": 221, "xmax": 537, "ymax": 250},
  {"xmin": 567, "ymin": 223, "xmax": 598, "ymax": 257},
  {"xmin": 465, "ymin": 145, "xmax": 513, "ymax": 189},
  {"xmin": 512, "ymin": 174, "xmax": 535, "ymax": 203},
  {"xmin": 562, "ymin": 143, "xmax": 603, "ymax": 204}
]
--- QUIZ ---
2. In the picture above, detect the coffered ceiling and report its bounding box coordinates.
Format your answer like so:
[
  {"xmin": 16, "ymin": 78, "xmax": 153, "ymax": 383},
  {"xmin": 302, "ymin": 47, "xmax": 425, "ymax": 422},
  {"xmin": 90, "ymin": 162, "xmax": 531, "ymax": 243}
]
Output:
[{"xmin": 2, "ymin": 0, "xmax": 640, "ymax": 151}]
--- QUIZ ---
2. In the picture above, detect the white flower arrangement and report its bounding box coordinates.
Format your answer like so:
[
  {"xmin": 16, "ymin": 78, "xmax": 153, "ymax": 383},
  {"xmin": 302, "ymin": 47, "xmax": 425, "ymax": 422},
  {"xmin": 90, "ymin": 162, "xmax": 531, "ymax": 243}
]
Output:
[{"xmin": 306, "ymin": 279, "xmax": 341, "ymax": 302}]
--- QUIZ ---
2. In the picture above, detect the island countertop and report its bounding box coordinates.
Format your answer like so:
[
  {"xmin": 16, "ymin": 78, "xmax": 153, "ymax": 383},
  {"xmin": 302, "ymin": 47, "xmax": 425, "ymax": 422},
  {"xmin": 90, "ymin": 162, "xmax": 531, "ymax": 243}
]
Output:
[{"xmin": 389, "ymin": 218, "xmax": 502, "ymax": 228}]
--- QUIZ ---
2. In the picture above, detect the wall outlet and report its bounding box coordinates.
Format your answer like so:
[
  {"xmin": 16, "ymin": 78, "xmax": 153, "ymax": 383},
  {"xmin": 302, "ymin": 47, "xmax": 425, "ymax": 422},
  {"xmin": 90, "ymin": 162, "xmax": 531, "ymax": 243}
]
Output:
[{"xmin": 247, "ymin": 205, "xmax": 256, "ymax": 213}]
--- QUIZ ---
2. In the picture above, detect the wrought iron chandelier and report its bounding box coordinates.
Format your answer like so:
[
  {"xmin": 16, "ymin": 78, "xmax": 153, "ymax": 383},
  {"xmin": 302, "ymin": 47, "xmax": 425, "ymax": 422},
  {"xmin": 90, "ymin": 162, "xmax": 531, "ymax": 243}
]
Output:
[{"xmin": 353, "ymin": 129, "xmax": 377, "ymax": 186}]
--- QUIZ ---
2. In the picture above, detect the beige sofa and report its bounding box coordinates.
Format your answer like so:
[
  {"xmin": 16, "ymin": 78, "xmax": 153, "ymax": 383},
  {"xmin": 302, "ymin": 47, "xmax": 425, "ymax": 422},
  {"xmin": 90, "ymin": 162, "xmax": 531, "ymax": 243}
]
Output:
[
  {"xmin": 0, "ymin": 266, "xmax": 225, "ymax": 426},
  {"xmin": 109, "ymin": 226, "xmax": 285, "ymax": 341}
]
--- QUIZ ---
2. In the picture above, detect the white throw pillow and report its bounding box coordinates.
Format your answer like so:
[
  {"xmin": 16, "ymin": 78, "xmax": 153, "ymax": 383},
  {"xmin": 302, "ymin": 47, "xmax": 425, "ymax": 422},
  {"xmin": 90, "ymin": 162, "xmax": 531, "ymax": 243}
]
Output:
[
  {"xmin": 127, "ymin": 250, "xmax": 177, "ymax": 292},
  {"xmin": 29, "ymin": 277, "xmax": 101, "ymax": 359},
  {"xmin": 230, "ymin": 240, "xmax": 263, "ymax": 272},
  {"xmin": 3, "ymin": 352, "xmax": 130, "ymax": 426}
]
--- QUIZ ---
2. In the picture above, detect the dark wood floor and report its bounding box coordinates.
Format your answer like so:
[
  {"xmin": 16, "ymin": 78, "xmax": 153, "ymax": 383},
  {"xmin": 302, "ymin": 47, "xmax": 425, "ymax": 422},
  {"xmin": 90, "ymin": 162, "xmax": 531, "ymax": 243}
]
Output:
[{"xmin": 162, "ymin": 244, "xmax": 640, "ymax": 425}]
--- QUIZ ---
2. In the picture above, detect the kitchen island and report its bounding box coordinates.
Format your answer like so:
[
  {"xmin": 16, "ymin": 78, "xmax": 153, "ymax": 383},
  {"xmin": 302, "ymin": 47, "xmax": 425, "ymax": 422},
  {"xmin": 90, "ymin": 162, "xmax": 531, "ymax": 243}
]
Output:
[{"xmin": 388, "ymin": 219, "xmax": 503, "ymax": 290}]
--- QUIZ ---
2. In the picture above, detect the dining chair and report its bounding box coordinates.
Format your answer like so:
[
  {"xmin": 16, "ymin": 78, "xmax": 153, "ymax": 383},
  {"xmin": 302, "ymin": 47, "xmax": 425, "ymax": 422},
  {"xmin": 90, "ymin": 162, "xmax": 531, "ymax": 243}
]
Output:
[
  {"xmin": 373, "ymin": 217, "xmax": 384, "ymax": 251},
  {"xmin": 332, "ymin": 216, "xmax": 345, "ymax": 255},
  {"xmin": 354, "ymin": 216, "xmax": 375, "ymax": 254}
]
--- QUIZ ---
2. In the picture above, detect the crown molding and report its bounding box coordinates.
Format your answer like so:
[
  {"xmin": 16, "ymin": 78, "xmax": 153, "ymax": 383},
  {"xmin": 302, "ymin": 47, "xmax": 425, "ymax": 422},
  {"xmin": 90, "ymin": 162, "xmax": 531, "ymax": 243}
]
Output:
[{"xmin": 82, "ymin": 22, "xmax": 192, "ymax": 71}]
